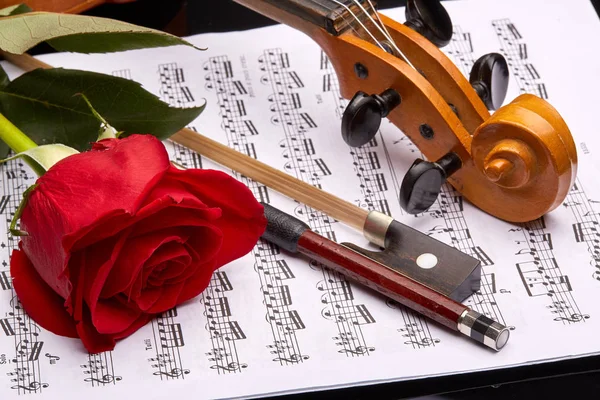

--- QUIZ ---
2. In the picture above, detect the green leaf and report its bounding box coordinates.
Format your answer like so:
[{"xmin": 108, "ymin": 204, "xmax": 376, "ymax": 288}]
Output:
[
  {"xmin": 0, "ymin": 4, "xmax": 32, "ymax": 16},
  {"xmin": 0, "ymin": 67, "xmax": 204, "ymax": 151},
  {"xmin": 0, "ymin": 12, "xmax": 204, "ymax": 55}
]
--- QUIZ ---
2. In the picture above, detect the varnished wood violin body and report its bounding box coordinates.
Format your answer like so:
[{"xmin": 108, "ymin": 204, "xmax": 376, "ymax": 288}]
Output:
[{"xmin": 232, "ymin": 0, "xmax": 577, "ymax": 223}]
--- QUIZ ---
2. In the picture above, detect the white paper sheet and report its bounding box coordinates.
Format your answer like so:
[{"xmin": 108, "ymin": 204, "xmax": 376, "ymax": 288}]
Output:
[{"xmin": 1, "ymin": 0, "xmax": 599, "ymax": 398}]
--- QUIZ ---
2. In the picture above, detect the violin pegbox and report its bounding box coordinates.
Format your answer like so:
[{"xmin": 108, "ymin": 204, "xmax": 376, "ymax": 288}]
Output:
[{"xmin": 231, "ymin": 0, "xmax": 578, "ymax": 223}]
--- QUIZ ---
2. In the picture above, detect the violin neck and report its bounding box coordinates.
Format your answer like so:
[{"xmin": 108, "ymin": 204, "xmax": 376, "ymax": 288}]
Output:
[{"xmin": 234, "ymin": 0, "xmax": 377, "ymax": 36}]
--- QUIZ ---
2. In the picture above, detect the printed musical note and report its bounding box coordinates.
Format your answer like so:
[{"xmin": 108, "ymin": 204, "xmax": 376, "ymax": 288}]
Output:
[
  {"xmin": 44, "ymin": 353, "xmax": 60, "ymax": 365},
  {"xmin": 160, "ymin": 323, "xmax": 185, "ymax": 348},
  {"xmin": 0, "ymin": 195, "xmax": 9, "ymax": 214},
  {"xmin": 158, "ymin": 63, "xmax": 194, "ymax": 106},
  {"xmin": 0, "ymin": 266, "xmax": 11, "ymax": 291},
  {"xmin": 209, "ymin": 321, "xmax": 247, "ymax": 341},
  {"xmin": 1, "ymin": 317, "xmax": 15, "ymax": 336},
  {"xmin": 444, "ymin": 25, "xmax": 477, "ymax": 76}
]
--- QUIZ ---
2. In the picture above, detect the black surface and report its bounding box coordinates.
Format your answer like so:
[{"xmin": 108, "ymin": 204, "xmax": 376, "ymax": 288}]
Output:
[{"xmin": 59, "ymin": 0, "xmax": 600, "ymax": 398}]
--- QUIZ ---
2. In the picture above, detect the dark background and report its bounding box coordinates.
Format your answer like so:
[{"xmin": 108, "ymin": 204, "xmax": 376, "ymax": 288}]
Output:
[
  {"xmin": 77, "ymin": 1, "xmax": 600, "ymax": 399},
  {"xmin": 78, "ymin": 0, "xmax": 600, "ymax": 36}
]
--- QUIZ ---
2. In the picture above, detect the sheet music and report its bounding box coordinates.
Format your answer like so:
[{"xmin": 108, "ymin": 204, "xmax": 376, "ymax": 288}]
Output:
[{"xmin": 1, "ymin": 0, "xmax": 599, "ymax": 398}]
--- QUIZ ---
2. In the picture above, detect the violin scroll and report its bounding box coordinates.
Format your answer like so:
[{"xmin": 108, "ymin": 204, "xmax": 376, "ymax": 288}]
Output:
[{"xmin": 470, "ymin": 94, "xmax": 577, "ymax": 217}]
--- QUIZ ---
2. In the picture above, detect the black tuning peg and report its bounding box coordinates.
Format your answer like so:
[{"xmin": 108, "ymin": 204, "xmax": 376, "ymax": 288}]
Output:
[
  {"xmin": 400, "ymin": 152, "xmax": 462, "ymax": 214},
  {"xmin": 341, "ymin": 89, "xmax": 401, "ymax": 147},
  {"xmin": 469, "ymin": 53, "xmax": 509, "ymax": 110},
  {"xmin": 404, "ymin": 0, "xmax": 453, "ymax": 48}
]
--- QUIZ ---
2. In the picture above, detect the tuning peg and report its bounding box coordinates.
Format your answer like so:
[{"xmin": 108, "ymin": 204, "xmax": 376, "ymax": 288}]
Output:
[
  {"xmin": 404, "ymin": 0, "xmax": 453, "ymax": 48},
  {"xmin": 400, "ymin": 152, "xmax": 462, "ymax": 214},
  {"xmin": 469, "ymin": 53, "xmax": 509, "ymax": 110},
  {"xmin": 341, "ymin": 89, "xmax": 401, "ymax": 147}
]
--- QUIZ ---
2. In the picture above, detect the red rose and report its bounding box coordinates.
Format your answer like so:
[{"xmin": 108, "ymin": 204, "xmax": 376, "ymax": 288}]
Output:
[{"xmin": 9, "ymin": 134, "xmax": 266, "ymax": 353}]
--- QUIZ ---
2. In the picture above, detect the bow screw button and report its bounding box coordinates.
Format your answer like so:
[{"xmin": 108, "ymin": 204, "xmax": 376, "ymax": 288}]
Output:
[
  {"xmin": 341, "ymin": 89, "xmax": 401, "ymax": 147},
  {"xmin": 400, "ymin": 152, "xmax": 463, "ymax": 214},
  {"xmin": 470, "ymin": 53, "xmax": 510, "ymax": 110},
  {"xmin": 404, "ymin": 0, "xmax": 453, "ymax": 48}
]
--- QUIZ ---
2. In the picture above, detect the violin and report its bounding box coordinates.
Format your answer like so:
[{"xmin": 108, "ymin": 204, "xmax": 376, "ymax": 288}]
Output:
[{"xmin": 231, "ymin": 0, "xmax": 577, "ymax": 223}]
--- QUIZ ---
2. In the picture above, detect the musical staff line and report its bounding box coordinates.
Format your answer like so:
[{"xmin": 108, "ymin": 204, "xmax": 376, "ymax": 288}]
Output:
[
  {"xmin": 1, "ymin": 157, "xmax": 48, "ymax": 394},
  {"xmin": 262, "ymin": 48, "xmax": 375, "ymax": 357},
  {"xmin": 112, "ymin": 69, "xmax": 132, "ymax": 80},
  {"xmin": 204, "ymin": 55, "xmax": 308, "ymax": 367},
  {"xmin": 81, "ymin": 352, "xmax": 121, "ymax": 386},
  {"xmin": 494, "ymin": 19, "xmax": 589, "ymax": 322},
  {"xmin": 565, "ymin": 181, "xmax": 600, "ymax": 282},
  {"xmin": 444, "ymin": 25, "xmax": 476, "ymax": 77},
  {"xmin": 493, "ymin": 19, "xmax": 547, "ymax": 99}
]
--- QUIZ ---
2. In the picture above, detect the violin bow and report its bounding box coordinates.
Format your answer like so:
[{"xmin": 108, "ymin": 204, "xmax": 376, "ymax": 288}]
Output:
[{"xmin": 4, "ymin": 51, "xmax": 513, "ymax": 351}]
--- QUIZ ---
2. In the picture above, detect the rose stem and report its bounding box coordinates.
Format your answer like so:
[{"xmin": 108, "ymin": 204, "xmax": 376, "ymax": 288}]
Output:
[{"xmin": 0, "ymin": 112, "xmax": 38, "ymax": 154}]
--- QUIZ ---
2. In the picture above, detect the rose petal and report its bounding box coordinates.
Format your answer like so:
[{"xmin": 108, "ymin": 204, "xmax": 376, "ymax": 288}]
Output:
[
  {"xmin": 167, "ymin": 167, "xmax": 266, "ymax": 267},
  {"xmin": 159, "ymin": 257, "xmax": 190, "ymax": 282},
  {"xmin": 146, "ymin": 282, "xmax": 185, "ymax": 314},
  {"xmin": 79, "ymin": 229, "xmax": 132, "ymax": 318},
  {"xmin": 75, "ymin": 305, "xmax": 117, "ymax": 353},
  {"xmin": 10, "ymin": 246, "xmax": 78, "ymax": 338},
  {"xmin": 101, "ymin": 230, "xmax": 186, "ymax": 298},
  {"xmin": 143, "ymin": 175, "xmax": 208, "ymax": 209},
  {"xmin": 113, "ymin": 313, "xmax": 152, "ymax": 340},
  {"xmin": 131, "ymin": 206, "xmax": 221, "ymax": 238},
  {"xmin": 93, "ymin": 298, "xmax": 142, "ymax": 335},
  {"xmin": 146, "ymin": 241, "xmax": 190, "ymax": 268},
  {"xmin": 136, "ymin": 287, "xmax": 163, "ymax": 311},
  {"xmin": 177, "ymin": 260, "xmax": 216, "ymax": 304},
  {"xmin": 166, "ymin": 227, "xmax": 222, "ymax": 285},
  {"xmin": 144, "ymin": 242, "xmax": 191, "ymax": 284}
]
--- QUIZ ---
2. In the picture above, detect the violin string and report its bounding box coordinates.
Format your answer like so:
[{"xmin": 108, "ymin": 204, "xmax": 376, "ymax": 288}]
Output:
[
  {"xmin": 332, "ymin": 1, "xmax": 373, "ymax": 46},
  {"xmin": 332, "ymin": 0, "xmax": 416, "ymax": 71},
  {"xmin": 351, "ymin": 0, "xmax": 415, "ymax": 69},
  {"xmin": 363, "ymin": 0, "xmax": 417, "ymax": 70},
  {"xmin": 330, "ymin": 0, "xmax": 388, "ymax": 53}
]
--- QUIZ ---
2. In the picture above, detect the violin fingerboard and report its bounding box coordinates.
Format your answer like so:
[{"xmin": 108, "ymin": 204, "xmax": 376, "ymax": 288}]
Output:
[{"xmin": 263, "ymin": 0, "xmax": 376, "ymax": 35}]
